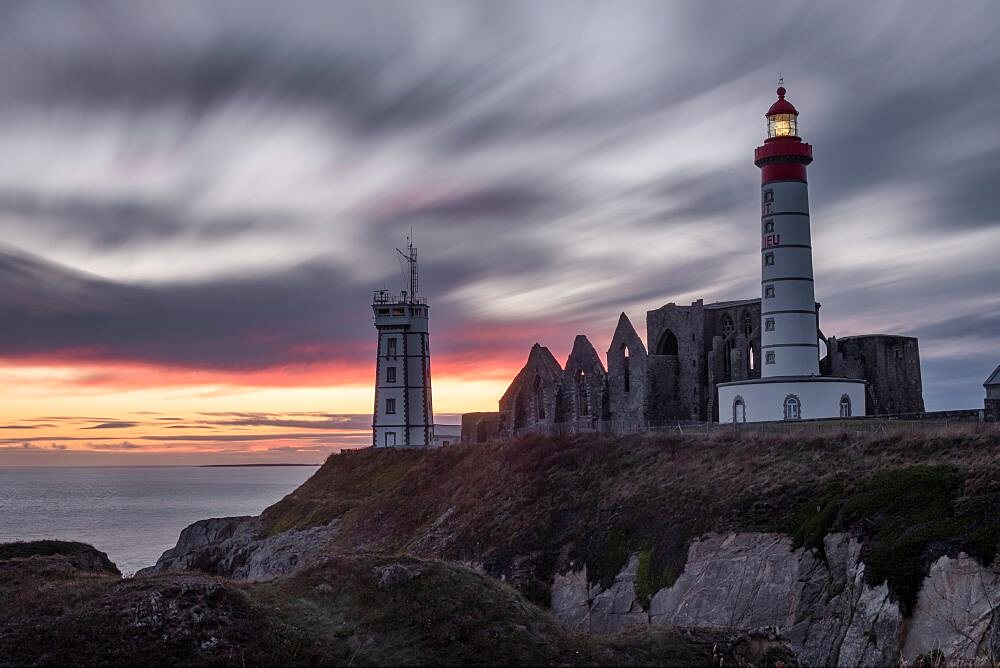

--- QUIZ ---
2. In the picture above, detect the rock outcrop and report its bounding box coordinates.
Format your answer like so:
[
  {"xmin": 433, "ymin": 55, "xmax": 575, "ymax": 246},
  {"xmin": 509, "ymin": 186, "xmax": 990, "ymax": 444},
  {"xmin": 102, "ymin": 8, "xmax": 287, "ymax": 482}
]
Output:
[
  {"xmin": 902, "ymin": 553, "xmax": 1000, "ymax": 662},
  {"xmin": 552, "ymin": 532, "xmax": 1000, "ymax": 666},
  {"xmin": 140, "ymin": 516, "xmax": 339, "ymax": 581},
  {"xmin": 0, "ymin": 540, "xmax": 121, "ymax": 577}
]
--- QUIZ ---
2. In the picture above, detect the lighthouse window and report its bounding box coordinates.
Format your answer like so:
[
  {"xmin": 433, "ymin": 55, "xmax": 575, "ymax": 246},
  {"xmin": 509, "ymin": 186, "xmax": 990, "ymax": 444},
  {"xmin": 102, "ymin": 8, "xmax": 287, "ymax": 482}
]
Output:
[
  {"xmin": 764, "ymin": 252, "xmax": 775, "ymax": 266},
  {"xmin": 377, "ymin": 308, "xmax": 390, "ymax": 316},
  {"xmin": 765, "ymin": 285, "xmax": 775, "ymax": 299},
  {"xmin": 765, "ymin": 351, "xmax": 776, "ymax": 365},
  {"xmin": 769, "ymin": 113, "xmax": 797, "ymax": 138},
  {"xmin": 387, "ymin": 338, "xmax": 397, "ymax": 357},
  {"xmin": 764, "ymin": 220, "xmax": 774, "ymax": 233},
  {"xmin": 765, "ymin": 318, "xmax": 775, "ymax": 332},
  {"xmin": 763, "ymin": 189, "xmax": 774, "ymax": 203},
  {"xmin": 385, "ymin": 398, "xmax": 396, "ymax": 415},
  {"xmin": 386, "ymin": 366, "xmax": 396, "ymax": 383}
]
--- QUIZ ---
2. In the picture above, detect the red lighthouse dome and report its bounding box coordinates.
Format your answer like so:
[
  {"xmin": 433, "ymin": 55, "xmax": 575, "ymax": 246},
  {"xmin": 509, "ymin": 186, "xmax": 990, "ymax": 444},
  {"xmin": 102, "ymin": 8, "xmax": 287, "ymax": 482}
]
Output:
[
  {"xmin": 766, "ymin": 86, "xmax": 800, "ymax": 138},
  {"xmin": 766, "ymin": 86, "xmax": 798, "ymax": 116}
]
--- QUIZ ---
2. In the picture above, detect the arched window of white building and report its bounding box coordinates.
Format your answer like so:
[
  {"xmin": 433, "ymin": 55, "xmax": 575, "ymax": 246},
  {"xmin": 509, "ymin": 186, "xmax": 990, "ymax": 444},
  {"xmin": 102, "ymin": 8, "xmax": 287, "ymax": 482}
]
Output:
[
  {"xmin": 733, "ymin": 395, "xmax": 746, "ymax": 423},
  {"xmin": 783, "ymin": 394, "xmax": 801, "ymax": 421},
  {"xmin": 840, "ymin": 394, "xmax": 852, "ymax": 418}
]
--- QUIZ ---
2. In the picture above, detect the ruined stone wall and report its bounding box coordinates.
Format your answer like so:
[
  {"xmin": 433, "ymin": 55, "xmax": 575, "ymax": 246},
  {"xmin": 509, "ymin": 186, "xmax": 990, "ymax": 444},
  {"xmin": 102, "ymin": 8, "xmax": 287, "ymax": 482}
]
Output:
[
  {"xmin": 560, "ymin": 335, "xmax": 609, "ymax": 424},
  {"xmin": 460, "ymin": 412, "xmax": 502, "ymax": 444},
  {"xmin": 826, "ymin": 335, "xmax": 924, "ymax": 415},
  {"xmin": 645, "ymin": 301, "xmax": 704, "ymax": 422},
  {"xmin": 986, "ymin": 398, "xmax": 1000, "ymax": 422},
  {"xmin": 489, "ymin": 302, "xmax": 925, "ymax": 433},
  {"xmin": 704, "ymin": 302, "xmax": 761, "ymax": 420},
  {"xmin": 606, "ymin": 314, "xmax": 648, "ymax": 426},
  {"xmin": 498, "ymin": 344, "xmax": 563, "ymax": 435}
]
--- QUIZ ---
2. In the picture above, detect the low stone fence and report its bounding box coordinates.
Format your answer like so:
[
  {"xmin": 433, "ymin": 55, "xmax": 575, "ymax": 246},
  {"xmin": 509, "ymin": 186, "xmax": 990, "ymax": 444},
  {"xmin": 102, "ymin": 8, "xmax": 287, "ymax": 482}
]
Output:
[{"xmin": 506, "ymin": 409, "xmax": 991, "ymax": 440}]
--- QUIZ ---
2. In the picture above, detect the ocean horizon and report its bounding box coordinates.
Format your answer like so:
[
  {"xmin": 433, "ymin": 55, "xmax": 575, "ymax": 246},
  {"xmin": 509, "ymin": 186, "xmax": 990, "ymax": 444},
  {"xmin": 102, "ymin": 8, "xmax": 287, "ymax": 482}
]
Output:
[{"xmin": 0, "ymin": 465, "xmax": 319, "ymax": 575}]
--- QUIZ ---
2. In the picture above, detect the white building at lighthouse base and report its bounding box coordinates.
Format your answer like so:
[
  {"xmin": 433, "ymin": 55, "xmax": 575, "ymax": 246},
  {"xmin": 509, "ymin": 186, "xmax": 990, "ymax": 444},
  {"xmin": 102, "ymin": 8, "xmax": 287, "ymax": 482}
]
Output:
[{"xmin": 717, "ymin": 376, "xmax": 866, "ymax": 423}]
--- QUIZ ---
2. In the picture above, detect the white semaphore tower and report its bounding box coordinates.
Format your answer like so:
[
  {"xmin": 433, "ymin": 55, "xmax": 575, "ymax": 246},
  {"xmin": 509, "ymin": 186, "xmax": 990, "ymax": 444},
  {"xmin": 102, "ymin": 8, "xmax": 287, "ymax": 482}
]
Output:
[
  {"xmin": 717, "ymin": 83, "xmax": 865, "ymax": 423},
  {"xmin": 371, "ymin": 239, "xmax": 434, "ymax": 447}
]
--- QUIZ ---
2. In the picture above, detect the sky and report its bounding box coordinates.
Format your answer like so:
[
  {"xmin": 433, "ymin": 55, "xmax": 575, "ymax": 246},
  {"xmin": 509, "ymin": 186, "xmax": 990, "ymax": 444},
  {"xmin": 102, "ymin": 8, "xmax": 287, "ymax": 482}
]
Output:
[{"xmin": 1, "ymin": 1, "xmax": 998, "ymax": 465}]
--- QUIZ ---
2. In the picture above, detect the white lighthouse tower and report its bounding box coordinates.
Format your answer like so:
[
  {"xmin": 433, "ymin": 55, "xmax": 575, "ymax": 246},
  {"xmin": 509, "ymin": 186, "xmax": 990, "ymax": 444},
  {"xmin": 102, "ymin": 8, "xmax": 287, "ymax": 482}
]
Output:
[
  {"xmin": 371, "ymin": 239, "xmax": 434, "ymax": 447},
  {"xmin": 717, "ymin": 84, "xmax": 865, "ymax": 423}
]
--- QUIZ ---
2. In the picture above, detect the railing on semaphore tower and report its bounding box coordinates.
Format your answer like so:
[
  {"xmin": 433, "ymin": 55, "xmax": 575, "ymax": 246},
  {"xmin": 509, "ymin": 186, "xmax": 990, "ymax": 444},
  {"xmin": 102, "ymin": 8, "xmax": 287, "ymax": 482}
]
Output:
[{"xmin": 372, "ymin": 289, "xmax": 428, "ymax": 306}]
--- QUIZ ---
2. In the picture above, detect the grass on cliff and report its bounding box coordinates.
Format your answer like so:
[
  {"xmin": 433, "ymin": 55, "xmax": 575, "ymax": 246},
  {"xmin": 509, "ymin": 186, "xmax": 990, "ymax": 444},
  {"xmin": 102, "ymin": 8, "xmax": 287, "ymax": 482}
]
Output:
[
  {"xmin": 259, "ymin": 428, "xmax": 1000, "ymax": 615},
  {"xmin": 787, "ymin": 462, "xmax": 999, "ymax": 614}
]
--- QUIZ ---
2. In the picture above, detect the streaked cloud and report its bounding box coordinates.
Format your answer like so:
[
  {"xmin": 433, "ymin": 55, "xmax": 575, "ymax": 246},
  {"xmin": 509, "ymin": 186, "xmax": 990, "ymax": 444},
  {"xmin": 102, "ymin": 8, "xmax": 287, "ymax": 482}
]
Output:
[{"xmin": 0, "ymin": 0, "xmax": 997, "ymax": 464}]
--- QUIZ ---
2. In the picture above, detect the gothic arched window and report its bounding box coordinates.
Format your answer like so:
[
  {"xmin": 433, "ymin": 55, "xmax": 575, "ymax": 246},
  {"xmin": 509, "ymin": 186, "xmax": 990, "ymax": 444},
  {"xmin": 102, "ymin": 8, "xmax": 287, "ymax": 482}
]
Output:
[
  {"xmin": 721, "ymin": 315, "xmax": 735, "ymax": 338},
  {"xmin": 840, "ymin": 394, "xmax": 852, "ymax": 418},
  {"xmin": 622, "ymin": 345, "xmax": 630, "ymax": 393},
  {"xmin": 742, "ymin": 312, "xmax": 754, "ymax": 338},
  {"xmin": 576, "ymin": 369, "xmax": 589, "ymax": 416},
  {"xmin": 733, "ymin": 395, "xmax": 746, "ymax": 423},
  {"xmin": 783, "ymin": 394, "xmax": 802, "ymax": 421},
  {"xmin": 533, "ymin": 375, "xmax": 546, "ymax": 420},
  {"xmin": 657, "ymin": 330, "xmax": 678, "ymax": 356}
]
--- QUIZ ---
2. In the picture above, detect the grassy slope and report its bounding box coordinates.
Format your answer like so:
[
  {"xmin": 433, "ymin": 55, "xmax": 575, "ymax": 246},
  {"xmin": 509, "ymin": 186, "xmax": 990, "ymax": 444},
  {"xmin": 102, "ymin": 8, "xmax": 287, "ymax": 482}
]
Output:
[
  {"xmin": 260, "ymin": 430, "xmax": 1000, "ymax": 613},
  {"xmin": 0, "ymin": 546, "xmax": 751, "ymax": 666}
]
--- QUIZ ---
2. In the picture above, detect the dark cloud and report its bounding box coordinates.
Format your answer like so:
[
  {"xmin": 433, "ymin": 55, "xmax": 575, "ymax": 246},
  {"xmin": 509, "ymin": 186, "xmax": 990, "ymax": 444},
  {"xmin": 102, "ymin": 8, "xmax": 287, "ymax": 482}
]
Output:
[
  {"xmin": 194, "ymin": 411, "xmax": 371, "ymax": 430},
  {"xmin": 0, "ymin": 190, "xmax": 301, "ymax": 250},
  {"xmin": 141, "ymin": 432, "xmax": 343, "ymax": 442},
  {"xmin": 83, "ymin": 421, "xmax": 139, "ymax": 429},
  {"xmin": 86, "ymin": 441, "xmax": 141, "ymax": 450},
  {"xmin": 0, "ymin": 247, "xmax": 371, "ymax": 369},
  {"xmin": 910, "ymin": 312, "xmax": 1000, "ymax": 343}
]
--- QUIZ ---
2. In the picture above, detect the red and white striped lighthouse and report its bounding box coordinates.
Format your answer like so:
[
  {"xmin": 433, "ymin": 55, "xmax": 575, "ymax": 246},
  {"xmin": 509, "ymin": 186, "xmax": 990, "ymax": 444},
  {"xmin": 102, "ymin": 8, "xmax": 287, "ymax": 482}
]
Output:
[
  {"xmin": 717, "ymin": 83, "xmax": 866, "ymax": 423},
  {"xmin": 755, "ymin": 86, "xmax": 819, "ymax": 378}
]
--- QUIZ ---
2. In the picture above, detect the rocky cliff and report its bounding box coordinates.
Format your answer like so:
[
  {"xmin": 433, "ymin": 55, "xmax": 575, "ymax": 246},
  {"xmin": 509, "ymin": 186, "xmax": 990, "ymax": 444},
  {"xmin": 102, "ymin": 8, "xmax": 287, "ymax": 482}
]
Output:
[
  {"xmin": 3, "ymin": 540, "xmax": 783, "ymax": 666},
  {"xmin": 147, "ymin": 430, "xmax": 1000, "ymax": 665}
]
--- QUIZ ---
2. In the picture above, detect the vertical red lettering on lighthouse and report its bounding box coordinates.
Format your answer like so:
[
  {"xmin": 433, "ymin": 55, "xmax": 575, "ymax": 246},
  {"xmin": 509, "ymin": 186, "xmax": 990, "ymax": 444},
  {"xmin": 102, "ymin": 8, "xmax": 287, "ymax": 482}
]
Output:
[{"xmin": 762, "ymin": 233, "xmax": 780, "ymax": 249}]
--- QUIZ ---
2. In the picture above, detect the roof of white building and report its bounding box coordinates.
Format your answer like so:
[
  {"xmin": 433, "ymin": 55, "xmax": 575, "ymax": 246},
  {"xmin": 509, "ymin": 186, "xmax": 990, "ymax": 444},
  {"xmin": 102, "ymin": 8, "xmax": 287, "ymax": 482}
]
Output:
[{"xmin": 985, "ymin": 364, "xmax": 1000, "ymax": 387}]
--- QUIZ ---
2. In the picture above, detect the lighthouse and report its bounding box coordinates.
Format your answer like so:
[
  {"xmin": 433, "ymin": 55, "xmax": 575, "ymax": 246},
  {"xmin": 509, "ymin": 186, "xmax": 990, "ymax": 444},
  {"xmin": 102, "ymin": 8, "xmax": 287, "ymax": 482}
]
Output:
[
  {"xmin": 717, "ymin": 84, "xmax": 865, "ymax": 423},
  {"xmin": 371, "ymin": 239, "xmax": 434, "ymax": 447}
]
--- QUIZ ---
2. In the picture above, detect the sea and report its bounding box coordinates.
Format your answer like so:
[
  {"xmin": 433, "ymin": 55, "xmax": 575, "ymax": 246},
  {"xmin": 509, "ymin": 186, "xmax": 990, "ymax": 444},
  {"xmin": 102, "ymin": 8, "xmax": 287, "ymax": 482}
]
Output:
[{"xmin": 0, "ymin": 466, "xmax": 319, "ymax": 575}]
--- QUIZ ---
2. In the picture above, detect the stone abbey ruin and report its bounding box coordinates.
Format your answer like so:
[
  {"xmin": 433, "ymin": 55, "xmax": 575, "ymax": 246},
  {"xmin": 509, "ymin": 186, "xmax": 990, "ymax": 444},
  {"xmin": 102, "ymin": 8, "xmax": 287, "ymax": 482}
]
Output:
[{"xmin": 461, "ymin": 297, "xmax": 925, "ymax": 442}]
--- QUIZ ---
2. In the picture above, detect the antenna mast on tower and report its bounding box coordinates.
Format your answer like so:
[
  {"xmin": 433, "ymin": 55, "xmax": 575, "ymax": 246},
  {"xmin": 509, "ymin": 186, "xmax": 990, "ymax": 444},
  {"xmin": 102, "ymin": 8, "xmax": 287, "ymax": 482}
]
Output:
[{"xmin": 396, "ymin": 234, "xmax": 418, "ymax": 303}]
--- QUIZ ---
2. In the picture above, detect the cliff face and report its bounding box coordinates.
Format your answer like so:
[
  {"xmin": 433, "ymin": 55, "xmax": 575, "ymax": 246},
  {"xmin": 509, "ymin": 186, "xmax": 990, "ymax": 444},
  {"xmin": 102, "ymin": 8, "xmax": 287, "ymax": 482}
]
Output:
[
  {"xmin": 148, "ymin": 431, "xmax": 1000, "ymax": 665},
  {"xmin": 552, "ymin": 532, "xmax": 1000, "ymax": 665},
  {"xmin": 139, "ymin": 516, "xmax": 339, "ymax": 581}
]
